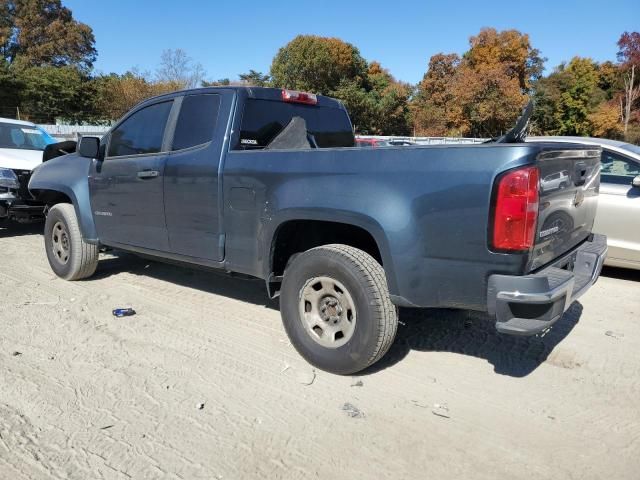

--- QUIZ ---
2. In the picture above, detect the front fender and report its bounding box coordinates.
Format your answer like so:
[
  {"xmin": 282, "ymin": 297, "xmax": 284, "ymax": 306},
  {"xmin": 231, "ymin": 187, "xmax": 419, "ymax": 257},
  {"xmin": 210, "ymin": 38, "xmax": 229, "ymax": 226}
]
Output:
[{"xmin": 29, "ymin": 153, "xmax": 98, "ymax": 242}]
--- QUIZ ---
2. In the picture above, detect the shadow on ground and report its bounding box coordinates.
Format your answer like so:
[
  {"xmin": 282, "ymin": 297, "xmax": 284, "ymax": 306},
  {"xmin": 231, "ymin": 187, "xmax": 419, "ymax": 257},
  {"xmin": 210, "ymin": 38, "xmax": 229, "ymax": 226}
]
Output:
[
  {"xmin": 92, "ymin": 251, "xmax": 279, "ymax": 310},
  {"xmin": 365, "ymin": 303, "xmax": 582, "ymax": 377},
  {"xmin": 92, "ymin": 251, "xmax": 581, "ymax": 378},
  {"xmin": 0, "ymin": 221, "xmax": 43, "ymax": 238},
  {"xmin": 601, "ymin": 265, "xmax": 640, "ymax": 282}
]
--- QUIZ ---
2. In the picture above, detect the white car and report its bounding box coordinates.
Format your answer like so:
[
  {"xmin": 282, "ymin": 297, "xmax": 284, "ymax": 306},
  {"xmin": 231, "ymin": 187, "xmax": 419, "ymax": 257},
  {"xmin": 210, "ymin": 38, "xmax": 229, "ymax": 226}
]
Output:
[
  {"xmin": 529, "ymin": 136, "xmax": 640, "ymax": 270},
  {"xmin": 0, "ymin": 117, "xmax": 58, "ymax": 223}
]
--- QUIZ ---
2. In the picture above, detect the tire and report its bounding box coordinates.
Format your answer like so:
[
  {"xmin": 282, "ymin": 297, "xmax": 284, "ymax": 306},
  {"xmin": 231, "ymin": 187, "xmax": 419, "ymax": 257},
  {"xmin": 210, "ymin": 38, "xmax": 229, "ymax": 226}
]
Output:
[
  {"xmin": 280, "ymin": 244, "xmax": 398, "ymax": 375},
  {"xmin": 44, "ymin": 203, "xmax": 98, "ymax": 280}
]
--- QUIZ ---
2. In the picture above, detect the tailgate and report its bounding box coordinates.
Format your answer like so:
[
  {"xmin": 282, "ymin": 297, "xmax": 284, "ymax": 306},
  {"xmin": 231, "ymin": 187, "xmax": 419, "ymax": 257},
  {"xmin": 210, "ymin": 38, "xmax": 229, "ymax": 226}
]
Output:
[{"xmin": 529, "ymin": 146, "xmax": 601, "ymax": 271}]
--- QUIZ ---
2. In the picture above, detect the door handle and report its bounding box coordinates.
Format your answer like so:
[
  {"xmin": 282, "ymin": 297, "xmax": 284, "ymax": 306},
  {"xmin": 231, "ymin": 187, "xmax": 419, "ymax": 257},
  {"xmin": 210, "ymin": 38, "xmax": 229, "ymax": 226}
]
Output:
[{"xmin": 137, "ymin": 170, "xmax": 160, "ymax": 179}]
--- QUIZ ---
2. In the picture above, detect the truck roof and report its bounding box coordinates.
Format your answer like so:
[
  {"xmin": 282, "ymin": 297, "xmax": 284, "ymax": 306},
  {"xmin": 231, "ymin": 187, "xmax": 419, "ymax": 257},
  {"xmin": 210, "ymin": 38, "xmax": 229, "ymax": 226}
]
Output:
[{"xmin": 138, "ymin": 86, "xmax": 346, "ymax": 110}]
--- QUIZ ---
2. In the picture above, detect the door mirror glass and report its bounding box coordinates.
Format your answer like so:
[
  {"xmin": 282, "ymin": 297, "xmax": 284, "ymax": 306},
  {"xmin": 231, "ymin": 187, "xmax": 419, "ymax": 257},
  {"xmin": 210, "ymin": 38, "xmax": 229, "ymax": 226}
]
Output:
[
  {"xmin": 78, "ymin": 136, "xmax": 100, "ymax": 159},
  {"xmin": 633, "ymin": 175, "xmax": 640, "ymax": 188}
]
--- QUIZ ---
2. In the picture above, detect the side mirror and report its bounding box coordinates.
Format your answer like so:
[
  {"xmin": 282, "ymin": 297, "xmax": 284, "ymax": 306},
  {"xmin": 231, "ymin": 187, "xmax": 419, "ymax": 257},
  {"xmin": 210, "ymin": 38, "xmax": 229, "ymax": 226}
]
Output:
[
  {"xmin": 78, "ymin": 136, "xmax": 100, "ymax": 159},
  {"xmin": 633, "ymin": 175, "xmax": 640, "ymax": 188}
]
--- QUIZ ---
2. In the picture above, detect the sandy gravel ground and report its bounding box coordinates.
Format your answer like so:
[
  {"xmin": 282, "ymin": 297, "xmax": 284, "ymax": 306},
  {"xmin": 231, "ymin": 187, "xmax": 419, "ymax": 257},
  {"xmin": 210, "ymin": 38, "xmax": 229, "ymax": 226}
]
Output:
[{"xmin": 1, "ymin": 222, "xmax": 639, "ymax": 480}]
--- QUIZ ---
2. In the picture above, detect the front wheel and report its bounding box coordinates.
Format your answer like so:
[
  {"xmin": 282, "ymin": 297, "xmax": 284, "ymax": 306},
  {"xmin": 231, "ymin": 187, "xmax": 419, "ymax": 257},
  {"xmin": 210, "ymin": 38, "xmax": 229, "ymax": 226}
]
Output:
[
  {"xmin": 280, "ymin": 244, "xmax": 398, "ymax": 375},
  {"xmin": 44, "ymin": 203, "xmax": 98, "ymax": 280}
]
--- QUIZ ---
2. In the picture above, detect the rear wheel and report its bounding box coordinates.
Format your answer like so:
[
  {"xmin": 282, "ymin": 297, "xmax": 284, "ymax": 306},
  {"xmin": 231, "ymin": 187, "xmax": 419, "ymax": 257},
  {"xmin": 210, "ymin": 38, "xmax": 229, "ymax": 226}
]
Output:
[
  {"xmin": 280, "ymin": 244, "xmax": 398, "ymax": 374},
  {"xmin": 44, "ymin": 203, "xmax": 98, "ymax": 280}
]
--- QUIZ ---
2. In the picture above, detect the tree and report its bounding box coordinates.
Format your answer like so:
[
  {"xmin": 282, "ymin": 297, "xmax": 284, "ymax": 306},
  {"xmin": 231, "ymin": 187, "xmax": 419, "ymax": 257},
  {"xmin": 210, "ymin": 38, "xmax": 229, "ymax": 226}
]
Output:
[
  {"xmin": 0, "ymin": 2, "xmax": 12, "ymax": 61},
  {"xmin": 202, "ymin": 78, "xmax": 230, "ymax": 86},
  {"xmin": 589, "ymin": 102, "xmax": 624, "ymax": 139},
  {"xmin": 92, "ymin": 70, "xmax": 181, "ymax": 122},
  {"xmin": 617, "ymin": 32, "xmax": 640, "ymax": 136},
  {"xmin": 555, "ymin": 57, "xmax": 605, "ymax": 135},
  {"xmin": 451, "ymin": 62, "xmax": 526, "ymax": 137},
  {"xmin": 413, "ymin": 53, "xmax": 461, "ymax": 135},
  {"xmin": 597, "ymin": 61, "xmax": 621, "ymax": 100},
  {"xmin": 155, "ymin": 48, "xmax": 205, "ymax": 89},
  {"xmin": 0, "ymin": 59, "xmax": 23, "ymax": 118},
  {"xmin": 617, "ymin": 31, "xmax": 640, "ymax": 66},
  {"xmin": 1, "ymin": 0, "xmax": 96, "ymax": 69},
  {"xmin": 531, "ymin": 73, "xmax": 566, "ymax": 135},
  {"xmin": 238, "ymin": 69, "xmax": 270, "ymax": 86},
  {"xmin": 269, "ymin": 35, "xmax": 412, "ymax": 134},
  {"xmin": 17, "ymin": 65, "xmax": 91, "ymax": 123},
  {"xmin": 465, "ymin": 28, "xmax": 545, "ymax": 91},
  {"xmin": 270, "ymin": 35, "xmax": 368, "ymax": 94},
  {"xmin": 412, "ymin": 28, "xmax": 538, "ymax": 137}
]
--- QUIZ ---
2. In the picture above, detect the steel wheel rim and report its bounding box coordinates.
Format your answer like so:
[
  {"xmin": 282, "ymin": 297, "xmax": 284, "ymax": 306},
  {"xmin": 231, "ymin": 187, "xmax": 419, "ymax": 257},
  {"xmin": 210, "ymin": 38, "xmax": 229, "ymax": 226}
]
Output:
[
  {"xmin": 298, "ymin": 276, "xmax": 357, "ymax": 349},
  {"xmin": 51, "ymin": 221, "xmax": 70, "ymax": 265}
]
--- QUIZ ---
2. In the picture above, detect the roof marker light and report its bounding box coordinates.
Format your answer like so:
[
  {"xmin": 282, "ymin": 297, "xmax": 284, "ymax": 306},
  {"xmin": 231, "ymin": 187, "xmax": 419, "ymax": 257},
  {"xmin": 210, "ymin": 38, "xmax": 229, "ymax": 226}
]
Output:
[{"xmin": 282, "ymin": 89, "xmax": 318, "ymax": 105}]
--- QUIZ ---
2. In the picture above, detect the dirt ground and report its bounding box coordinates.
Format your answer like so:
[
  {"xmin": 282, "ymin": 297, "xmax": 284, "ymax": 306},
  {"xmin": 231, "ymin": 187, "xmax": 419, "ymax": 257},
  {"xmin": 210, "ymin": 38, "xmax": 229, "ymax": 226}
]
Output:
[{"xmin": 1, "ymin": 222, "xmax": 639, "ymax": 480}]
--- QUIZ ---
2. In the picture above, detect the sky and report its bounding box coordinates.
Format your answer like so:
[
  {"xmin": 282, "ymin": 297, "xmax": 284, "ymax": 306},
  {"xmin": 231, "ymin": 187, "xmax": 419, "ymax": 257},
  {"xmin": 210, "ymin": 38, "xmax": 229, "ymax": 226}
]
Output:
[{"xmin": 65, "ymin": 0, "xmax": 640, "ymax": 84}]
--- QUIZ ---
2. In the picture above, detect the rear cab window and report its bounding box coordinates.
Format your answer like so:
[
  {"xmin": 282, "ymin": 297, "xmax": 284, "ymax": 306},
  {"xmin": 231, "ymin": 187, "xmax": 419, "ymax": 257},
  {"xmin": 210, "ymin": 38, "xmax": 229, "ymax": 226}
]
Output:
[
  {"xmin": 235, "ymin": 98, "xmax": 354, "ymax": 150},
  {"xmin": 172, "ymin": 94, "xmax": 221, "ymax": 151}
]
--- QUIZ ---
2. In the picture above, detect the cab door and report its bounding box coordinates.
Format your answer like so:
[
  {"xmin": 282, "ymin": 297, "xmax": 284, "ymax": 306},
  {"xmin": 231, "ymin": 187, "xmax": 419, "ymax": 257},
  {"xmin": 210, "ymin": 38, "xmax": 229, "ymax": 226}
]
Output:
[
  {"xmin": 593, "ymin": 149, "xmax": 640, "ymax": 268},
  {"xmin": 89, "ymin": 100, "xmax": 174, "ymax": 251},
  {"xmin": 163, "ymin": 93, "xmax": 228, "ymax": 261}
]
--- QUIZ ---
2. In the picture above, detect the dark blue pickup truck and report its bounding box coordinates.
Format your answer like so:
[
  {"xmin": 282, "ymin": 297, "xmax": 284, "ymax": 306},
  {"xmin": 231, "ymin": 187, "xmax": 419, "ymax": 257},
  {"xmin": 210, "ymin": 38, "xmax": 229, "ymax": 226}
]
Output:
[{"xmin": 29, "ymin": 87, "xmax": 607, "ymax": 374}]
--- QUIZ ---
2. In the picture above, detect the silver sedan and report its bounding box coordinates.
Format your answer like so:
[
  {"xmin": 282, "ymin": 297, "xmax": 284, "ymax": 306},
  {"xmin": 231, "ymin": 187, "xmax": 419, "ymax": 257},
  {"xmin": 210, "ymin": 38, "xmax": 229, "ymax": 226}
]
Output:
[{"xmin": 529, "ymin": 136, "xmax": 640, "ymax": 270}]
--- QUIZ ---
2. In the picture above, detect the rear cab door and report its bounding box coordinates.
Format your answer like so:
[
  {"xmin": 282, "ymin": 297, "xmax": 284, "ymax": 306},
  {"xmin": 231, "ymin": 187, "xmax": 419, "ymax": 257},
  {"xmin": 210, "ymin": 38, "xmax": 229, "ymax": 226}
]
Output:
[{"xmin": 163, "ymin": 91, "xmax": 234, "ymax": 261}]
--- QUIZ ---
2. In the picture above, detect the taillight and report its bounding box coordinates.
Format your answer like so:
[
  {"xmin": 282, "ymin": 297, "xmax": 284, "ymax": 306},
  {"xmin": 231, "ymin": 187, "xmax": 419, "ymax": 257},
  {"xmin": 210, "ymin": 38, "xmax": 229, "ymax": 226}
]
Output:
[
  {"xmin": 282, "ymin": 89, "xmax": 318, "ymax": 105},
  {"xmin": 492, "ymin": 166, "xmax": 540, "ymax": 251}
]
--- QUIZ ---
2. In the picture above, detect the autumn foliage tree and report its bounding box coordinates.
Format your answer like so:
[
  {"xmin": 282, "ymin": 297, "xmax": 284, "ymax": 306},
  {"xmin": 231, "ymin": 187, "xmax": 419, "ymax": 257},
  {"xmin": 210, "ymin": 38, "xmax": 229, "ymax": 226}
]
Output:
[
  {"xmin": 413, "ymin": 28, "xmax": 542, "ymax": 137},
  {"xmin": 0, "ymin": 0, "xmax": 96, "ymax": 121},
  {"xmin": 412, "ymin": 53, "xmax": 460, "ymax": 135},
  {"xmin": 1, "ymin": 0, "xmax": 96, "ymax": 69},
  {"xmin": 270, "ymin": 35, "xmax": 410, "ymax": 135},
  {"xmin": 0, "ymin": 1, "xmax": 638, "ymax": 142},
  {"xmin": 90, "ymin": 70, "xmax": 190, "ymax": 122}
]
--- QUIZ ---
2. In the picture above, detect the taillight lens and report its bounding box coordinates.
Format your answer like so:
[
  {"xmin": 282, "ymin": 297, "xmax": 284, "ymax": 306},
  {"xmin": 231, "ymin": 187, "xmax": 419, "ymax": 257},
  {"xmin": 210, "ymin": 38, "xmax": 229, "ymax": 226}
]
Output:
[
  {"xmin": 492, "ymin": 166, "xmax": 540, "ymax": 251},
  {"xmin": 282, "ymin": 89, "xmax": 318, "ymax": 105}
]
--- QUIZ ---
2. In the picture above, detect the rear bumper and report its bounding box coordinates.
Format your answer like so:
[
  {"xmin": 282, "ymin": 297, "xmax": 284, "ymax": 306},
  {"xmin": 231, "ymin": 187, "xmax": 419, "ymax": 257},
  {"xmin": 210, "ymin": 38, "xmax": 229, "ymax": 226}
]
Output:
[{"xmin": 487, "ymin": 234, "xmax": 607, "ymax": 335}]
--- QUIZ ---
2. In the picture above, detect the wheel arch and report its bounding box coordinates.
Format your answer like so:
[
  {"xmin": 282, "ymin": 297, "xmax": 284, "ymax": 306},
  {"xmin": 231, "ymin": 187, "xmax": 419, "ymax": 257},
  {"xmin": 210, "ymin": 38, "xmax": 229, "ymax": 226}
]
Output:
[
  {"xmin": 264, "ymin": 210, "xmax": 398, "ymax": 297},
  {"xmin": 30, "ymin": 184, "xmax": 98, "ymax": 243}
]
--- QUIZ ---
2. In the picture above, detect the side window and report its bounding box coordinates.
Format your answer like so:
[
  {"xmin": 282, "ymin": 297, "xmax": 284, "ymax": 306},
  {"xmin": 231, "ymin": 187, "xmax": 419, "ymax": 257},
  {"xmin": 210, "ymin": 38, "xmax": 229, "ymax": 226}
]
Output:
[
  {"xmin": 107, "ymin": 101, "xmax": 172, "ymax": 157},
  {"xmin": 600, "ymin": 151, "xmax": 640, "ymax": 185},
  {"xmin": 172, "ymin": 94, "xmax": 221, "ymax": 151}
]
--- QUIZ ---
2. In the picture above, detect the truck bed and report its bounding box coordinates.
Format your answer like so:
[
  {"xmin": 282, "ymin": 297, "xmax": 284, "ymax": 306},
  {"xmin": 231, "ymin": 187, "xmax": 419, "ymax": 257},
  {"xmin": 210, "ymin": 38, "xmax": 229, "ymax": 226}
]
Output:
[{"xmin": 222, "ymin": 142, "xmax": 601, "ymax": 311}]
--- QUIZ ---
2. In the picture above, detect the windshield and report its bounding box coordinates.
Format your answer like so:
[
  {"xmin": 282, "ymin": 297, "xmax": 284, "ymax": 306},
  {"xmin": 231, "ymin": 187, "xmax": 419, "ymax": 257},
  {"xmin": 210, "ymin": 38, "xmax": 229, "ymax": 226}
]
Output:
[
  {"xmin": 0, "ymin": 123, "xmax": 57, "ymax": 151},
  {"xmin": 619, "ymin": 143, "xmax": 640, "ymax": 156}
]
